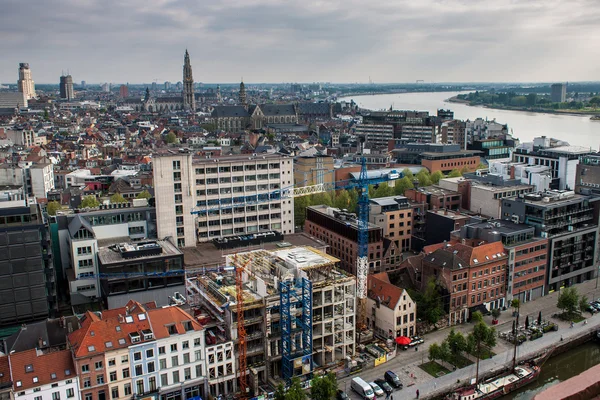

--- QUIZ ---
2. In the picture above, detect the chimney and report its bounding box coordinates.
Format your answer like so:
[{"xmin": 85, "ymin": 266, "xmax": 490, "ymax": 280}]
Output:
[
  {"xmin": 38, "ymin": 337, "xmax": 43, "ymax": 349},
  {"xmin": 125, "ymin": 306, "xmax": 130, "ymax": 315},
  {"xmin": 510, "ymin": 166, "xmax": 515, "ymax": 180}
]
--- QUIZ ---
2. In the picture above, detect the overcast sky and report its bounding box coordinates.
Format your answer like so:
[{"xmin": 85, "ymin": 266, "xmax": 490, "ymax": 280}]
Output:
[{"xmin": 1, "ymin": 0, "xmax": 599, "ymax": 84}]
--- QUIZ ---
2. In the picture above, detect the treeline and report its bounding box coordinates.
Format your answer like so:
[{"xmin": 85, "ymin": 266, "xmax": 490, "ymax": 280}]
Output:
[
  {"xmin": 458, "ymin": 91, "xmax": 600, "ymax": 110},
  {"xmin": 294, "ymin": 168, "xmax": 469, "ymax": 227}
]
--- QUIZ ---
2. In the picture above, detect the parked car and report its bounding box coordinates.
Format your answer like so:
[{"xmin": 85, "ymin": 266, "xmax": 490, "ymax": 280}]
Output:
[
  {"xmin": 409, "ymin": 336, "xmax": 424, "ymax": 346},
  {"xmin": 384, "ymin": 370, "xmax": 403, "ymax": 389},
  {"xmin": 374, "ymin": 379, "xmax": 393, "ymax": 395},
  {"xmin": 369, "ymin": 382, "xmax": 385, "ymax": 397},
  {"xmin": 351, "ymin": 377, "xmax": 375, "ymax": 399},
  {"xmin": 336, "ymin": 390, "xmax": 349, "ymax": 400}
]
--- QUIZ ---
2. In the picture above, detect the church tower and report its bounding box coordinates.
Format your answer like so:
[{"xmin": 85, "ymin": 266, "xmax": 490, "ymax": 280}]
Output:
[
  {"xmin": 216, "ymin": 85, "xmax": 222, "ymax": 104},
  {"xmin": 239, "ymin": 80, "xmax": 247, "ymax": 106},
  {"xmin": 182, "ymin": 50, "xmax": 195, "ymax": 111}
]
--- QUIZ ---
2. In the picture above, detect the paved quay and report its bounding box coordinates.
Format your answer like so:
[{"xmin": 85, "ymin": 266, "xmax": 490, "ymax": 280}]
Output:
[{"xmin": 340, "ymin": 279, "xmax": 600, "ymax": 399}]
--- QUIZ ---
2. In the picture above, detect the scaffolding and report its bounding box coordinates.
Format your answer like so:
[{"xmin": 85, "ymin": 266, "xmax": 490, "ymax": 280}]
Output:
[{"xmin": 280, "ymin": 277, "xmax": 313, "ymax": 383}]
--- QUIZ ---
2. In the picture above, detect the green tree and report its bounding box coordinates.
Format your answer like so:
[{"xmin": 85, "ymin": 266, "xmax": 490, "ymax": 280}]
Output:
[
  {"xmin": 136, "ymin": 190, "xmax": 152, "ymax": 199},
  {"xmin": 589, "ymin": 96, "xmax": 600, "ymax": 108},
  {"xmin": 468, "ymin": 320, "xmax": 497, "ymax": 384},
  {"xmin": 439, "ymin": 340, "xmax": 452, "ymax": 365},
  {"xmin": 333, "ymin": 190, "xmax": 351, "ymax": 210},
  {"xmin": 428, "ymin": 343, "xmax": 441, "ymax": 363},
  {"xmin": 165, "ymin": 132, "xmax": 178, "ymax": 144},
  {"xmin": 347, "ymin": 189, "xmax": 359, "ymax": 213},
  {"xmin": 491, "ymin": 308, "xmax": 501, "ymax": 322},
  {"xmin": 311, "ymin": 192, "xmax": 333, "ymax": 207},
  {"xmin": 80, "ymin": 195, "xmax": 100, "ymax": 208},
  {"xmin": 448, "ymin": 169, "xmax": 462, "ymax": 178},
  {"xmin": 47, "ymin": 201, "xmax": 61, "ymax": 216},
  {"xmin": 394, "ymin": 176, "xmax": 414, "ymax": 195},
  {"xmin": 274, "ymin": 382, "xmax": 286, "ymax": 400},
  {"xmin": 477, "ymin": 163, "xmax": 487, "ymax": 170},
  {"xmin": 447, "ymin": 329, "xmax": 467, "ymax": 362},
  {"xmin": 110, "ymin": 193, "xmax": 128, "ymax": 204},
  {"xmin": 372, "ymin": 182, "xmax": 394, "ymax": 198},
  {"xmin": 526, "ymin": 93, "xmax": 538, "ymax": 106},
  {"xmin": 294, "ymin": 195, "xmax": 310, "ymax": 227},
  {"xmin": 580, "ymin": 295, "xmax": 589, "ymax": 314},
  {"xmin": 557, "ymin": 287, "xmax": 579, "ymax": 317},
  {"xmin": 416, "ymin": 169, "xmax": 432, "ymax": 186},
  {"xmin": 310, "ymin": 372, "xmax": 337, "ymax": 400},
  {"xmin": 430, "ymin": 170, "xmax": 444, "ymax": 184},
  {"xmin": 402, "ymin": 168, "xmax": 414, "ymax": 180},
  {"xmin": 286, "ymin": 377, "xmax": 307, "ymax": 400},
  {"xmin": 471, "ymin": 310, "xmax": 484, "ymax": 323},
  {"xmin": 409, "ymin": 277, "xmax": 444, "ymax": 324}
]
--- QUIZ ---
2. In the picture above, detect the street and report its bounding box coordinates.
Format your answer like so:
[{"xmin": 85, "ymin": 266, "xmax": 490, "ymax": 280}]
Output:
[{"xmin": 339, "ymin": 278, "xmax": 600, "ymax": 399}]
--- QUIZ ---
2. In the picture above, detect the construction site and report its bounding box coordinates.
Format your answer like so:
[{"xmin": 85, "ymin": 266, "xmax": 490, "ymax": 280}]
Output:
[{"xmin": 186, "ymin": 244, "xmax": 357, "ymax": 396}]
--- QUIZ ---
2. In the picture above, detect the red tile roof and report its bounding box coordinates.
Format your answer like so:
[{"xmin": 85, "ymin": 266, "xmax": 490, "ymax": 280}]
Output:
[
  {"xmin": 147, "ymin": 306, "xmax": 203, "ymax": 339},
  {"xmin": 68, "ymin": 301, "xmax": 152, "ymax": 359},
  {"xmin": 367, "ymin": 272, "xmax": 406, "ymax": 310},
  {"xmin": 10, "ymin": 349, "xmax": 75, "ymax": 391}
]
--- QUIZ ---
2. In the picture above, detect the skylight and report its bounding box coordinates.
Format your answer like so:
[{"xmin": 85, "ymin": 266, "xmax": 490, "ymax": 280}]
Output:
[
  {"xmin": 116, "ymin": 326, "xmax": 121, "ymax": 332},
  {"xmin": 473, "ymin": 259, "xmax": 479, "ymax": 263},
  {"xmin": 105, "ymin": 341, "xmax": 113, "ymax": 348},
  {"xmin": 138, "ymin": 314, "xmax": 147, "ymax": 321},
  {"xmin": 88, "ymin": 345, "xmax": 95, "ymax": 352},
  {"xmin": 118, "ymin": 338, "xmax": 126, "ymax": 345},
  {"xmin": 125, "ymin": 316, "xmax": 134, "ymax": 324}
]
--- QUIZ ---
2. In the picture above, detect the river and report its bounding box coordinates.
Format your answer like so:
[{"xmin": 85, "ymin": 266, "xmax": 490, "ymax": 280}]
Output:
[
  {"xmin": 340, "ymin": 92, "xmax": 600, "ymax": 149},
  {"xmin": 509, "ymin": 341, "xmax": 600, "ymax": 399}
]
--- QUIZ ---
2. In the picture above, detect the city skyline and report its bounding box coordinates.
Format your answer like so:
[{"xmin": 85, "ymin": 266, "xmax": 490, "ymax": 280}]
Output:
[{"xmin": 1, "ymin": 0, "xmax": 599, "ymax": 84}]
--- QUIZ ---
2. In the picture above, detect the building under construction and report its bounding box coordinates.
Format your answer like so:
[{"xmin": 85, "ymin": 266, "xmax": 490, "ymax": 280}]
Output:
[{"xmin": 186, "ymin": 245, "xmax": 356, "ymax": 395}]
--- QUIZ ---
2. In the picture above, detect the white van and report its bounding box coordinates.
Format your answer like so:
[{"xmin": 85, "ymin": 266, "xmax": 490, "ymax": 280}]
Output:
[{"xmin": 351, "ymin": 377, "xmax": 375, "ymax": 399}]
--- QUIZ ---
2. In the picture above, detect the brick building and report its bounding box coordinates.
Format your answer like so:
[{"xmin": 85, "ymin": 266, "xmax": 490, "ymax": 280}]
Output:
[{"xmin": 369, "ymin": 196, "xmax": 413, "ymax": 252}]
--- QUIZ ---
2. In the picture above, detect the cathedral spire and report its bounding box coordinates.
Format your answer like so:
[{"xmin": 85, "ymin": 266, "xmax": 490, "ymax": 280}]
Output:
[
  {"xmin": 239, "ymin": 79, "xmax": 247, "ymax": 106},
  {"xmin": 182, "ymin": 50, "xmax": 195, "ymax": 111}
]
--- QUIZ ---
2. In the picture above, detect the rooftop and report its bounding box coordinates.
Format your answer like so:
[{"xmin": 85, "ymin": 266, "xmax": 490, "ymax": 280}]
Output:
[{"xmin": 98, "ymin": 239, "xmax": 182, "ymax": 266}]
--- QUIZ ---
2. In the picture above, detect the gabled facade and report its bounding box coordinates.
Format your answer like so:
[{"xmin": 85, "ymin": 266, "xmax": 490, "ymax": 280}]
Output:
[{"xmin": 366, "ymin": 272, "xmax": 416, "ymax": 338}]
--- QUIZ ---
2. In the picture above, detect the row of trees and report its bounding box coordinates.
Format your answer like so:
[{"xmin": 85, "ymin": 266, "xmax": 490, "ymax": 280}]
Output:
[
  {"xmin": 46, "ymin": 190, "xmax": 152, "ymax": 215},
  {"xmin": 294, "ymin": 167, "xmax": 470, "ymax": 227},
  {"xmin": 428, "ymin": 312, "xmax": 496, "ymax": 379},
  {"xmin": 274, "ymin": 373, "xmax": 337, "ymax": 400},
  {"xmin": 458, "ymin": 91, "xmax": 600, "ymax": 111}
]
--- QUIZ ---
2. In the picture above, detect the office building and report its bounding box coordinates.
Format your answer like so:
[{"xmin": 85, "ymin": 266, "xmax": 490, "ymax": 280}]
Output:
[
  {"xmin": 119, "ymin": 85, "xmax": 129, "ymax": 98},
  {"xmin": 469, "ymin": 138, "xmax": 513, "ymax": 160},
  {"xmin": 366, "ymin": 272, "xmax": 416, "ymax": 338},
  {"xmin": 97, "ymin": 239, "xmax": 184, "ymax": 309},
  {"xmin": 393, "ymin": 143, "xmax": 482, "ymax": 173},
  {"xmin": 513, "ymin": 136, "xmax": 593, "ymax": 190},
  {"xmin": 60, "ymin": 75, "xmax": 74, "ymax": 100},
  {"xmin": 454, "ymin": 220, "xmax": 549, "ymax": 303},
  {"xmin": 153, "ymin": 152, "xmax": 294, "ymax": 248},
  {"xmin": 0, "ymin": 203, "xmax": 57, "ymax": 326},
  {"xmin": 575, "ymin": 154, "xmax": 600, "ymax": 195},
  {"xmin": 0, "ymin": 92, "xmax": 27, "ymax": 113},
  {"xmin": 486, "ymin": 160, "xmax": 553, "ymax": 192},
  {"xmin": 369, "ymin": 196, "xmax": 414, "ymax": 252},
  {"xmin": 501, "ymin": 190, "xmax": 598, "ymax": 292},
  {"xmin": 551, "ymin": 83, "xmax": 567, "ymax": 103},
  {"xmin": 422, "ymin": 241, "xmax": 507, "ymax": 325},
  {"xmin": 17, "ymin": 63, "xmax": 36, "ymax": 100},
  {"xmin": 423, "ymin": 208, "xmax": 475, "ymax": 246},
  {"xmin": 354, "ymin": 124, "xmax": 394, "ymax": 148}
]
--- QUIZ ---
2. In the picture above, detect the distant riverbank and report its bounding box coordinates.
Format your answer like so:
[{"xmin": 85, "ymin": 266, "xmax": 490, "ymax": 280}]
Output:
[{"xmin": 447, "ymin": 95, "xmax": 600, "ymax": 118}]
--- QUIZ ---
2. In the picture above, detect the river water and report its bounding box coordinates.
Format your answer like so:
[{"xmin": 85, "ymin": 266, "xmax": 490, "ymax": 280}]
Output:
[
  {"xmin": 509, "ymin": 341, "xmax": 600, "ymax": 399},
  {"xmin": 340, "ymin": 92, "xmax": 600, "ymax": 149}
]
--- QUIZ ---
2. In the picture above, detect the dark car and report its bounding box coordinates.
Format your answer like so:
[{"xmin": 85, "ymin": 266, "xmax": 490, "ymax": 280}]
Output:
[
  {"xmin": 336, "ymin": 390, "xmax": 349, "ymax": 400},
  {"xmin": 374, "ymin": 379, "xmax": 393, "ymax": 395},
  {"xmin": 384, "ymin": 370, "xmax": 403, "ymax": 389}
]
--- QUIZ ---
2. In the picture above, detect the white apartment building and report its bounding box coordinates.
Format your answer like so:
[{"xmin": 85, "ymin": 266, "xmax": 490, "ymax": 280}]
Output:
[
  {"xmin": 153, "ymin": 152, "xmax": 294, "ymax": 248},
  {"xmin": 366, "ymin": 272, "xmax": 416, "ymax": 338},
  {"xmin": 9, "ymin": 349, "xmax": 80, "ymax": 400},
  {"xmin": 148, "ymin": 306, "xmax": 207, "ymax": 400},
  {"xmin": 29, "ymin": 163, "xmax": 55, "ymax": 198}
]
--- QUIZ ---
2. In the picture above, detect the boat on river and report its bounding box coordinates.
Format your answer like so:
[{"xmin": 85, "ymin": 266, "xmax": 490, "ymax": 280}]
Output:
[{"xmin": 591, "ymin": 116, "xmax": 600, "ymax": 121}]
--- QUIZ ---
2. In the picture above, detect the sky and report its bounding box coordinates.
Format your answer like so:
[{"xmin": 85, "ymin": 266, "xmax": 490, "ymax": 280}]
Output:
[{"xmin": 1, "ymin": 0, "xmax": 599, "ymax": 84}]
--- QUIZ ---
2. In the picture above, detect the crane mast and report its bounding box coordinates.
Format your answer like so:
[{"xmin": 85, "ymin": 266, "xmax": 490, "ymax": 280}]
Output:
[{"xmin": 356, "ymin": 158, "xmax": 370, "ymax": 330}]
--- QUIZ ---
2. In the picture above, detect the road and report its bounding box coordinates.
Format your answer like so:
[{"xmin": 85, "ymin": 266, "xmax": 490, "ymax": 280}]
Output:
[{"xmin": 339, "ymin": 278, "xmax": 600, "ymax": 399}]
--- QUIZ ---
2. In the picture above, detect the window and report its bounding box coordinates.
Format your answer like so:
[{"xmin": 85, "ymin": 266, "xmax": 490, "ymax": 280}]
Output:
[
  {"xmin": 184, "ymin": 368, "xmax": 191, "ymax": 380},
  {"xmin": 111, "ymin": 388, "xmax": 119, "ymax": 399},
  {"xmin": 159, "ymin": 359, "xmax": 167, "ymax": 370},
  {"xmin": 183, "ymin": 353, "xmax": 190, "ymax": 364},
  {"xmin": 182, "ymin": 340, "xmax": 189, "ymax": 349},
  {"xmin": 124, "ymin": 384, "xmax": 131, "ymax": 396},
  {"xmin": 159, "ymin": 346, "xmax": 165, "ymax": 355},
  {"xmin": 173, "ymin": 371, "xmax": 180, "ymax": 384},
  {"xmin": 35, "ymin": 397, "xmax": 42, "ymax": 400},
  {"xmin": 121, "ymin": 355, "xmax": 128, "ymax": 363},
  {"xmin": 85, "ymin": 394, "xmax": 92, "ymax": 400},
  {"xmin": 52, "ymin": 392, "xmax": 60, "ymax": 400},
  {"xmin": 146, "ymin": 349, "xmax": 154, "ymax": 358},
  {"xmin": 135, "ymin": 365, "xmax": 143, "ymax": 376},
  {"xmin": 170, "ymin": 344, "xmax": 177, "ymax": 352},
  {"xmin": 149, "ymin": 377, "xmax": 156, "ymax": 392},
  {"xmin": 195, "ymin": 364, "xmax": 203, "ymax": 378},
  {"xmin": 136, "ymin": 380, "xmax": 144, "ymax": 395},
  {"xmin": 81, "ymin": 365, "xmax": 90, "ymax": 373},
  {"xmin": 97, "ymin": 375, "xmax": 105, "ymax": 385},
  {"xmin": 171, "ymin": 356, "xmax": 179, "ymax": 367},
  {"xmin": 195, "ymin": 350, "xmax": 202, "ymax": 361},
  {"xmin": 161, "ymin": 374, "xmax": 168, "ymax": 387},
  {"xmin": 134, "ymin": 352, "xmax": 141, "ymax": 361},
  {"xmin": 95, "ymin": 361, "xmax": 103, "ymax": 370},
  {"xmin": 122, "ymin": 368, "xmax": 130, "ymax": 378},
  {"xmin": 194, "ymin": 338, "xmax": 201, "ymax": 347},
  {"xmin": 147, "ymin": 362, "xmax": 155, "ymax": 373},
  {"xmin": 109, "ymin": 372, "xmax": 117, "ymax": 382},
  {"xmin": 108, "ymin": 359, "xmax": 116, "ymax": 367},
  {"xmin": 83, "ymin": 378, "xmax": 91, "ymax": 388}
]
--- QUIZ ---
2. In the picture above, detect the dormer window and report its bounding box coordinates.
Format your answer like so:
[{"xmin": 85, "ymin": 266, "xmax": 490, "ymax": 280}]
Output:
[
  {"xmin": 142, "ymin": 329, "xmax": 154, "ymax": 340},
  {"xmin": 129, "ymin": 332, "xmax": 141, "ymax": 343},
  {"xmin": 183, "ymin": 321, "xmax": 193, "ymax": 332},
  {"xmin": 167, "ymin": 325, "xmax": 177, "ymax": 335}
]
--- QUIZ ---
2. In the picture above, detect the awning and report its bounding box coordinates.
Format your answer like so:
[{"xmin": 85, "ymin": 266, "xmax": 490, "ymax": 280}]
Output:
[{"xmin": 469, "ymin": 304, "xmax": 490, "ymax": 316}]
